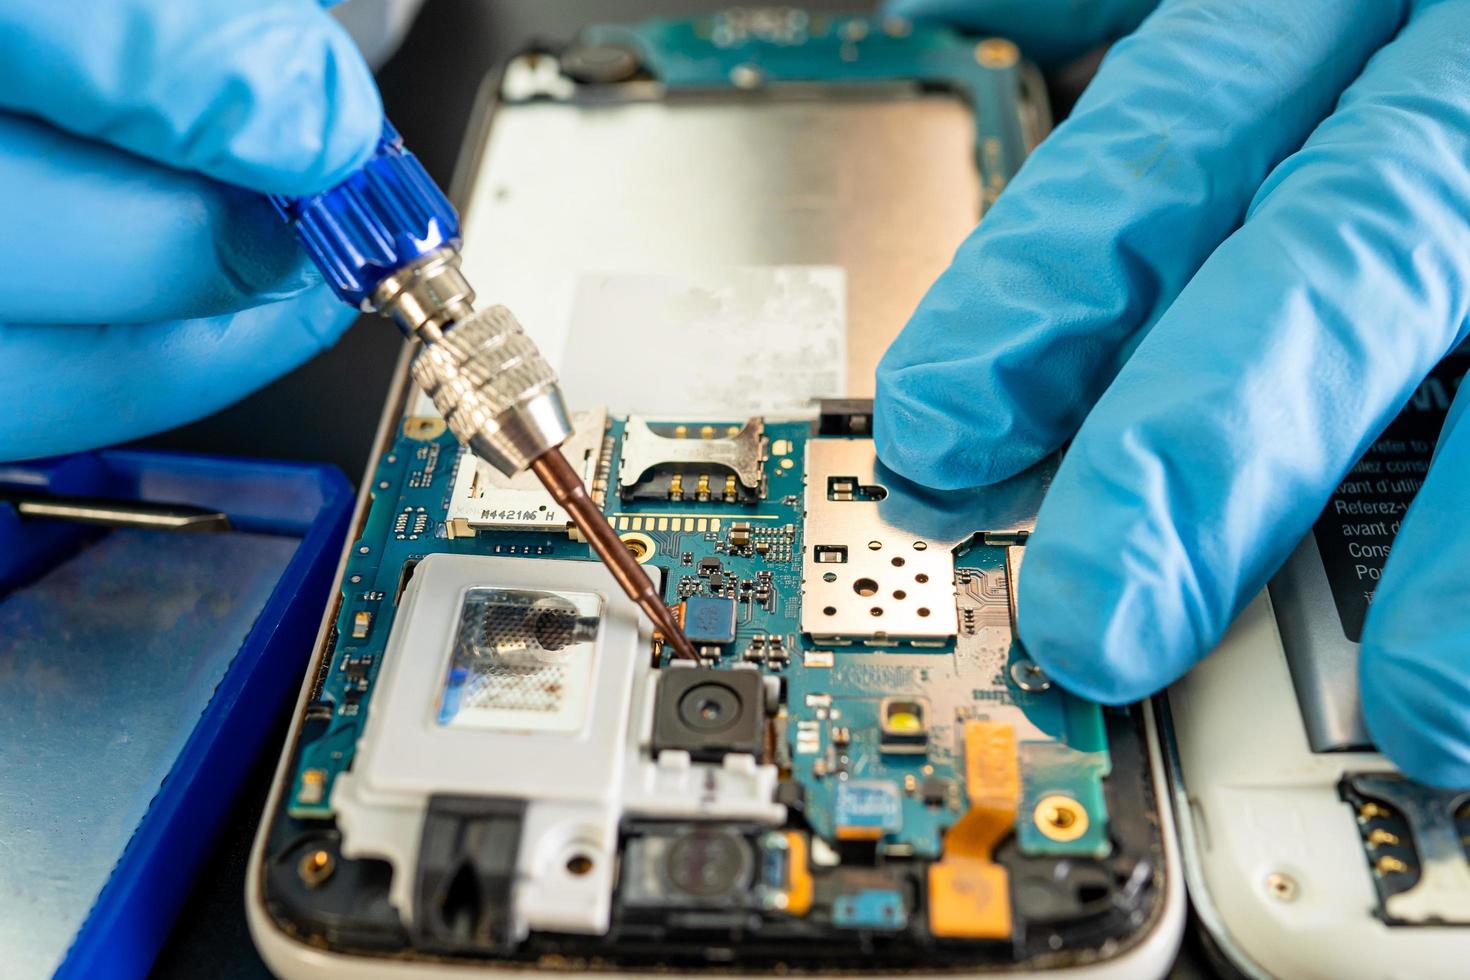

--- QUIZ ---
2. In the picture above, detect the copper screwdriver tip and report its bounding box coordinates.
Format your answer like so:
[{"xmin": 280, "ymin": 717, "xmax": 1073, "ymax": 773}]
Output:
[{"xmin": 530, "ymin": 450, "xmax": 699, "ymax": 659}]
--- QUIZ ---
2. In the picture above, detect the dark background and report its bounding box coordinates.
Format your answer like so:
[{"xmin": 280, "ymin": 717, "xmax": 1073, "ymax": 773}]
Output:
[{"xmin": 145, "ymin": 2, "xmax": 1209, "ymax": 976}]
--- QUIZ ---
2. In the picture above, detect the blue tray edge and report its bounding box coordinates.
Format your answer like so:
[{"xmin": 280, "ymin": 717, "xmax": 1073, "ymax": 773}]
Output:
[{"xmin": 43, "ymin": 456, "xmax": 353, "ymax": 980}]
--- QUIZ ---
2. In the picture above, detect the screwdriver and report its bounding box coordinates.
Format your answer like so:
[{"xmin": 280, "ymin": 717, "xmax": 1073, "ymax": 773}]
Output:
[{"xmin": 270, "ymin": 122, "xmax": 696, "ymax": 660}]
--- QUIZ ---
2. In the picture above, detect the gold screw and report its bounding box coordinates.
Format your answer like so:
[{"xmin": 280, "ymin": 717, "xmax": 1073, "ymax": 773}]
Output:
[
  {"xmin": 1034, "ymin": 795, "xmax": 1089, "ymax": 842},
  {"xmin": 618, "ymin": 532, "xmax": 655, "ymax": 564},
  {"xmin": 298, "ymin": 848, "xmax": 336, "ymax": 888}
]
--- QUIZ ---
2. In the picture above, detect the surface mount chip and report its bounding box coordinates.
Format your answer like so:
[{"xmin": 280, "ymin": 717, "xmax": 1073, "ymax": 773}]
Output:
[{"xmin": 681, "ymin": 596, "xmax": 738, "ymax": 645}]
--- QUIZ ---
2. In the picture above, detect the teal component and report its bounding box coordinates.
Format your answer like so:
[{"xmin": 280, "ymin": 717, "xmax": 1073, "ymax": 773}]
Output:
[
  {"xmin": 290, "ymin": 412, "xmax": 1117, "ymax": 875},
  {"xmin": 1017, "ymin": 743, "xmax": 1111, "ymax": 859},
  {"xmin": 581, "ymin": 11, "xmax": 1033, "ymax": 203},
  {"xmin": 834, "ymin": 781, "xmax": 904, "ymax": 838},
  {"xmin": 790, "ymin": 693, "xmax": 957, "ymax": 858},
  {"xmin": 289, "ymin": 422, "xmax": 593, "ymax": 817},
  {"xmin": 1004, "ymin": 642, "xmax": 1109, "ymax": 752},
  {"xmin": 681, "ymin": 594, "xmax": 738, "ymax": 644},
  {"xmin": 1003, "ymin": 614, "xmax": 1112, "ymax": 858},
  {"xmin": 832, "ymin": 889, "xmax": 908, "ymax": 930}
]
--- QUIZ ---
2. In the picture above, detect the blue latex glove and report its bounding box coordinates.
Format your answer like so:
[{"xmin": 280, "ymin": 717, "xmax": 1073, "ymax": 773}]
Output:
[
  {"xmin": 0, "ymin": 0, "xmax": 383, "ymax": 461},
  {"xmin": 876, "ymin": 0, "xmax": 1470, "ymax": 785}
]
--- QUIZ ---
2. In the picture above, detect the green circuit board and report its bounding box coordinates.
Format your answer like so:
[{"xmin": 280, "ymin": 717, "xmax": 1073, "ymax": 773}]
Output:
[{"xmin": 288, "ymin": 409, "xmax": 1111, "ymax": 864}]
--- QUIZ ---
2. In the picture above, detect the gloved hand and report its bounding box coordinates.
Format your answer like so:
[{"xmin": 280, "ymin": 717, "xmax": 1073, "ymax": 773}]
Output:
[
  {"xmin": 876, "ymin": 0, "xmax": 1470, "ymax": 785},
  {"xmin": 0, "ymin": 0, "xmax": 382, "ymax": 461}
]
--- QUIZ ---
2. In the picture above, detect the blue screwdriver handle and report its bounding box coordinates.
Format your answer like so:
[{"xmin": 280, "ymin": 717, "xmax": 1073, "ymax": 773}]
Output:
[{"xmin": 269, "ymin": 121, "xmax": 461, "ymax": 310}]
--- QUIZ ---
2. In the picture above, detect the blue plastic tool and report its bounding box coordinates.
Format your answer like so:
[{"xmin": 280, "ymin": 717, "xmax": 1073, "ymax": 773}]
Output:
[
  {"xmin": 0, "ymin": 451, "xmax": 353, "ymax": 979},
  {"xmin": 269, "ymin": 122, "xmax": 460, "ymax": 310}
]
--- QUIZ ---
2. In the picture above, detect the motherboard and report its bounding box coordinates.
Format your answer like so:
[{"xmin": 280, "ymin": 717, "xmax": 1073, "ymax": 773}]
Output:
[{"xmin": 262, "ymin": 401, "xmax": 1165, "ymax": 970}]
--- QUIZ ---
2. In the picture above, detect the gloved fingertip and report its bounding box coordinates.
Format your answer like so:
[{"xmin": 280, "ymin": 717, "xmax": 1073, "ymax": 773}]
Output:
[
  {"xmin": 1360, "ymin": 634, "xmax": 1470, "ymax": 789},
  {"xmin": 277, "ymin": 282, "xmax": 363, "ymax": 351},
  {"xmin": 874, "ymin": 360, "xmax": 1045, "ymax": 489},
  {"xmin": 873, "ymin": 378, "xmax": 970, "ymax": 490},
  {"xmin": 1017, "ymin": 560, "xmax": 1175, "ymax": 706},
  {"xmin": 307, "ymin": 38, "xmax": 385, "ymax": 189},
  {"xmin": 208, "ymin": 188, "xmax": 323, "ymax": 303},
  {"xmin": 1014, "ymin": 435, "xmax": 1217, "ymax": 706},
  {"xmin": 180, "ymin": 6, "xmax": 384, "ymax": 198},
  {"xmin": 244, "ymin": 23, "xmax": 384, "ymax": 196}
]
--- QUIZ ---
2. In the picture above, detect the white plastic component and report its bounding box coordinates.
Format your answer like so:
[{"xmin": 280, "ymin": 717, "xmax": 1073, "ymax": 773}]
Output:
[
  {"xmin": 332, "ymin": 554, "xmax": 643, "ymax": 938},
  {"xmin": 444, "ymin": 407, "xmax": 607, "ymax": 535},
  {"xmin": 621, "ymin": 672, "xmax": 785, "ymax": 824},
  {"xmin": 1169, "ymin": 593, "xmax": 1470, "ymax": 979},
  {"xmin": 331, "ymin": 554, "xmax": 786, "ymax": 943}
]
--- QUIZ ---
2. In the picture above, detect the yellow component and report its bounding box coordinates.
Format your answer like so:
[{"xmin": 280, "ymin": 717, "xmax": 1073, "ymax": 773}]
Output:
[
  {"xmin": 669, "ymin": 473, "xmax": 684, "ymax": 500},
  {"xmin": 783, "ymin": 832, "xmax": 814, "ymax": 915},
  {"xmin": 351, "ymin": 610, "xmax": 372, "ymax": 640},
  {"xmin": 974, "ymin": 38, "xmax": 1019, "ymax": 69},
  {"xmin": 771, "ymin": 439, "xmax": 791, "ymax": 456},
  {"xmin": 928, "ymin": 721, "xmax": 1018, "ymax": 940},
  {"xmin": 724, "ymin": 475, "xmax": 738, "ymax": 501},
  {"xmin": 1375, "ymin": 855, "xmax": 1410, "ymax": 876},
  {"xmin": 886, "ymin": 711, "xmax": 923, "ymax": 734},
  {"xmin": 700, "ymin": 425, "xmax": 715, "ymax": 438},
  {"xmin": 696, "ymin": 474, "xmax": 712, "ymax": 499},
  {"xmin": 1367, "ymin": 828, "xmax": 1401, "ymax": 847},
  {"xmin": 1359, "ymin": 802, "xmax": 1390, "ymax": 820},
  {"xmin": 1034, "ymin": 794, "xmax": 1089, "ymax": 843},
  {"xmin": 298, "ymin": 847, "xmax": 336, "ymax": 887},
  {"xmin": 710, "ymin": 518, "xmax": 721, "ymax": 533}
]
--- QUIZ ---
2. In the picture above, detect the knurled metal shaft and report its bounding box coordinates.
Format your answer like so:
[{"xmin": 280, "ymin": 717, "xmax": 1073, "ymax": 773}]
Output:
[
  {"xmin": 410, "ymin": 305, "xmax": 572, "ymax": 478},
  {"xmin": 410, "ymin": 305, "xmax": 695, "ymax": 658}
]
